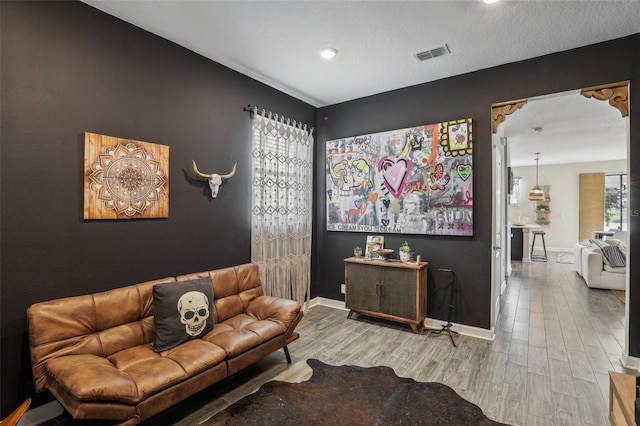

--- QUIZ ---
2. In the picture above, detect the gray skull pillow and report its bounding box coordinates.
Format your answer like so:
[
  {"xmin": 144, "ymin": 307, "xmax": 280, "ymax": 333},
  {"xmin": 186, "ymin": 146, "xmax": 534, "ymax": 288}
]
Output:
[{"xmin": 153, "ymin": 278, "xmax": 214, "ymax": 352}]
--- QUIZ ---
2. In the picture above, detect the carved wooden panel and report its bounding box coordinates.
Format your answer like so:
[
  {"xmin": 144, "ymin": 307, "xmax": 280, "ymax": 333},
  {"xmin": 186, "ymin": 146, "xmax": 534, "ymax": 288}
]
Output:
[
  {"xmin": 581, "ymin": 81, "xmax": 629, "ymax": 118},
  {"xmin": 491, "ymin": 99, "xmax": 528, "ymax": 134}
]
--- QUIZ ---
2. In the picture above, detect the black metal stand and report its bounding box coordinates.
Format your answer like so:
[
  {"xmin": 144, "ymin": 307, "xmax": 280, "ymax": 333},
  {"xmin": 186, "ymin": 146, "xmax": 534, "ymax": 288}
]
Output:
[{"xmin": 430, "ymin": 268, "xmax": 458, "ymax": 347}]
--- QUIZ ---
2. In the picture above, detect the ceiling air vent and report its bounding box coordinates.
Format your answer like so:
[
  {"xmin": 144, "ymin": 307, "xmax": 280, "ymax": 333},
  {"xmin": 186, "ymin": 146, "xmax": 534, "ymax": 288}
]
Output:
[{"xmin": 414, "ymin": 44, "xmax": 450, "ymax": 62}]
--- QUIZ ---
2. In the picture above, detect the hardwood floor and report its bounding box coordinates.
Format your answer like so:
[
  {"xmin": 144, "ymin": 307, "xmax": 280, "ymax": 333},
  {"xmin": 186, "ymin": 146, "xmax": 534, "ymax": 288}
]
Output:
[{"xmin": 49, "ymin": 258, "xmax": 629, "ymax": 425}]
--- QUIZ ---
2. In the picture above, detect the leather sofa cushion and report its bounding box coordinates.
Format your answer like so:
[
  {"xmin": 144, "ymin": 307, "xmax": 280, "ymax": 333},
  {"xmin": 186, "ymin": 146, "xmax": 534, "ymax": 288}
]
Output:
[
  {"xmin": 246, "ymin": 295, "xmax": 302, "ymax": 329},
  {"xmin": 47, "ymin": 355, "xmax": 137, "ymax": 402},
  {"xmin": 177, "ymin": 264, "xmax": 265, "ymax": 323},
  {"xmin": 205, "ymin": 314, "xmax": 282, "ymax": 357},
  {"xmin": 46, "ymin": 339, "xmax": 227, "ymax": 404},
  {"xmin": 28, "ymin": 277, "xmax": 175, "ymax": 392},
  {"xmin": 203, "ymin": 295, "xmax": 301, "ymax": 357}
]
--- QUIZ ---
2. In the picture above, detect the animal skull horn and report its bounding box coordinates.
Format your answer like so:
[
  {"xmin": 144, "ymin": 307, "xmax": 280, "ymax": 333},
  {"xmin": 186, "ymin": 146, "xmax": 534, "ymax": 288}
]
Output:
[{"xmin": 192, "ymin": 160, "xmax": 237, "ymax": 198}]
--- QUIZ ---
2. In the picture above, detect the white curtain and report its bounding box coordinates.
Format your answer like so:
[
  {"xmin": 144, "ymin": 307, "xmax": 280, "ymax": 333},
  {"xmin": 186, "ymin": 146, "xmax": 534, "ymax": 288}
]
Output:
[{"xmin": 251, "ymin": 109, "xmax": 313, "ymax": 305}]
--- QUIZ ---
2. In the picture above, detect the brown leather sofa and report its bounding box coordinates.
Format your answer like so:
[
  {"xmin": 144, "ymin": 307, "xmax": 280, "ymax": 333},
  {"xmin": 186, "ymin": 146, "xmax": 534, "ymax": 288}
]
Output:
[{"xmin": 27, "ymin": 263, "xmax": 303, "ymax": 425}]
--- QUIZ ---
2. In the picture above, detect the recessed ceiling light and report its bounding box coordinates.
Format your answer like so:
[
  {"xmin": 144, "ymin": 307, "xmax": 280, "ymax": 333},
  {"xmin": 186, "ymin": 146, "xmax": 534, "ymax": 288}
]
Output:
[
  {"xmin": 319, "ymin": 47, "xmax": 338, "ymax": 59},
  {"xmin": 483, "ymin": 0, "xmax": 500, "ymax": 3}
]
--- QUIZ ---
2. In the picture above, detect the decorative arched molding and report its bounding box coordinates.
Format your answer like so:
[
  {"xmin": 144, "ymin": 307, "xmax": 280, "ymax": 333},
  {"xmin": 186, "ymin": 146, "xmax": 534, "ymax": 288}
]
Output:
[
  {"xmin": 491, "ymin": 99, "xmax": 528, "ymax": 134},
  {"xmin": 581, "ymin": 81, "xmax": 629, "ymax": 118}
]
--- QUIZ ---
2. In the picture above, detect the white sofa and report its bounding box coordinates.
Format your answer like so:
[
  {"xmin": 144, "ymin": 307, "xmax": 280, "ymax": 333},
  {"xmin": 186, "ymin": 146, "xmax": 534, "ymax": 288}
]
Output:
[{"xmin": 574, "ymin": 231, "xmax": 627, "ymax": 290}]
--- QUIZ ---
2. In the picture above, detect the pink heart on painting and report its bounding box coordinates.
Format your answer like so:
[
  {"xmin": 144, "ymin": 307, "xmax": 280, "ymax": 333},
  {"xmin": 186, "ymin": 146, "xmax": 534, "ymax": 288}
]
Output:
[{"xmin": 378, "ymin": 157, "xmax": 411, "ymax": 198}]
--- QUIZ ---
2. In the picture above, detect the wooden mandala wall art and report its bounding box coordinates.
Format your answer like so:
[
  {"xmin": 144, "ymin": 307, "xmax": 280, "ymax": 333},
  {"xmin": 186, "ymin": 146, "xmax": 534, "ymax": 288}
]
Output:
[{"xmin": 84, "ymin": 132, "xmax": 169, "ymax": 219}]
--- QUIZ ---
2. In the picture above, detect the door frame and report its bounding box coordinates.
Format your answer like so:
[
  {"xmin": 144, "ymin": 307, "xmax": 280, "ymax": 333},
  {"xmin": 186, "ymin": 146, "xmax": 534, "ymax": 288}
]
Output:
[
  {"xmin": 490, "ymin": 82, "xmax": 634, "ymax": 367},
  {"xmin": 490, "ymin": 134, "xmax": 507, "ymax": 332}
]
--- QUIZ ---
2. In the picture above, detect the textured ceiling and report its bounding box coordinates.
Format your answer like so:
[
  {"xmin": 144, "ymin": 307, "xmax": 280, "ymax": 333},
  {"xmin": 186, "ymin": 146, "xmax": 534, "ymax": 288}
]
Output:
[
  {"xmin": 81, "ymin": 0, "xmax": 637, "ymax": 165},
  {"xmin": 82, "ymin": 0, "xmax": 640, "ymax": 107}
]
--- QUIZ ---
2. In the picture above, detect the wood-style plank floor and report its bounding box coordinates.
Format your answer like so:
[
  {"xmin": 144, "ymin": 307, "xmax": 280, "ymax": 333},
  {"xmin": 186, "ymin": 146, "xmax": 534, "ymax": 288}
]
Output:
[{"xmin": 49, "ymin": 258, "xmax": 629, "ymax": 426}]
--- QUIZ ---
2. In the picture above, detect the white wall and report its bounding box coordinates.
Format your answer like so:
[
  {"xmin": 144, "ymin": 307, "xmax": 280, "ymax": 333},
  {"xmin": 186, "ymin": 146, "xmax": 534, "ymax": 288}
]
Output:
[{"xmin": 509, "ymin": 160, "xmax": 626, "ymax": 252}]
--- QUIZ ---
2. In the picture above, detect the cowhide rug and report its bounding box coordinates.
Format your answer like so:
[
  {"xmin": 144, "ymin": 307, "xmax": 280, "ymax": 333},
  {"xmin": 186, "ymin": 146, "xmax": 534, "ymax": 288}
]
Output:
[{"xmin": 204, "ymin": 359, "xmax": 509, "ymax": 425}]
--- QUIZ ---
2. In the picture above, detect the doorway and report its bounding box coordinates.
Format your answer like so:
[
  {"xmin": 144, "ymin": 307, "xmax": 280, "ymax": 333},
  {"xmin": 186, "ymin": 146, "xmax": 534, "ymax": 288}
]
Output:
[{"xmin": 491, "ymin": 82, "xmax": 630, "ymax": 364}]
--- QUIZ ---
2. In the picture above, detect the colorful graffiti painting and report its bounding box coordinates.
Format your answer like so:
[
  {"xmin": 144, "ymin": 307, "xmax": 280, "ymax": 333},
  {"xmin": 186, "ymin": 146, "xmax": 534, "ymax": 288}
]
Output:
[{"xmin": 326, "ymin": 118, "xmax": 473, "ymax": 236}]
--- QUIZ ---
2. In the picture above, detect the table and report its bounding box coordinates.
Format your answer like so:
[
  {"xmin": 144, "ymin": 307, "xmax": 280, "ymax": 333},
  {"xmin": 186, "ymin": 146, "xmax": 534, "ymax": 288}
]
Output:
[{"xmin": 593, "ymin": 230, "xmax": 615, "ymax": 240}]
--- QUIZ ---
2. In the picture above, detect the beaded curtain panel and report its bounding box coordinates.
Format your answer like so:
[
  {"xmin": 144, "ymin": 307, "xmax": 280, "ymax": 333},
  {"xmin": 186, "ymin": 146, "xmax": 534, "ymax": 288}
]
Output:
[{"xmin": 251, "ymin": 110, "xmax": 313, "ymax": 305}]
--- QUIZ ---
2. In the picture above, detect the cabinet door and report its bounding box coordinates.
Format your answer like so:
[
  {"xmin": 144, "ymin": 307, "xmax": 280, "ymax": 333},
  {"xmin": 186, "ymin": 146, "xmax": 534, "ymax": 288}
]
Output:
[
  {"xmin": 511, "ymin": 227, "xmax": 523, "ymax": 260},
  {"xmin": 379, "ymin": 267, "xmax": 416, "ymax": 319},
  {"xmin": 346, "ymin": 263, "xmax": 380, "ymax": 312}
]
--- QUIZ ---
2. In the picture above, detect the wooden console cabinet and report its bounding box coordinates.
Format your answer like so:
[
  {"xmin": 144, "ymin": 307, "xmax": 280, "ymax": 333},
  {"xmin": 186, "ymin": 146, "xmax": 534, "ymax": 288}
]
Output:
[{"xmin": 344, "ymin": 257, "xmax": 427, "ymax": 334}]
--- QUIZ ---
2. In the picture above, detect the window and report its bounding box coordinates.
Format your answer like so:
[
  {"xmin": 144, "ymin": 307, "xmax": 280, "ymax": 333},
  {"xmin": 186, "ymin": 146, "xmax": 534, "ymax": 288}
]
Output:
[{"xmin": 604, "ymin": 173, "xmax": 627, "ymax": 231}]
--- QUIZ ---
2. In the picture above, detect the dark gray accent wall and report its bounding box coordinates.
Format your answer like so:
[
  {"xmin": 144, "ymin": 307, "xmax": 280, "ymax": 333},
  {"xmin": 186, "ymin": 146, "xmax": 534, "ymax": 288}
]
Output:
[
  {"xmin": 0, "ymin": 1, "xmax": 316, "ymax": 414},
  {"xmin": 313, "ymin": 35, "xmax": 639, "ymax": 357}
]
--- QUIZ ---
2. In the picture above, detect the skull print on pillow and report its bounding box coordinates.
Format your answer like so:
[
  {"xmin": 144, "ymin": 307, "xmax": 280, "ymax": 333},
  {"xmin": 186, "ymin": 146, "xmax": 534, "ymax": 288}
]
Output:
[
  {"xmin": 178, "ymin": 291, "xmax": 210, "ymax": 336},
  {"xmin": 152, "ymin": 278, "xmax": 214, "ymax": 352}
]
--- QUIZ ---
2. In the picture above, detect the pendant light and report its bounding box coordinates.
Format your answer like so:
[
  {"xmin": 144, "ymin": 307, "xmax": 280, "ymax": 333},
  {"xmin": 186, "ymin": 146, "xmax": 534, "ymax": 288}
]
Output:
[{"xmin": 528, "ymin": 152, "xmax": 545, "ymax": 201}]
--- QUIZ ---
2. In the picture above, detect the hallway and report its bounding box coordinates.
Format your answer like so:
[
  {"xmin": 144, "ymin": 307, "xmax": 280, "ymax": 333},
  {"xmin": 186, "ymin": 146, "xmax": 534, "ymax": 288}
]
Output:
[{"xmin": 495, "ymin": 256, "xmax": 628, "ymax": 423}]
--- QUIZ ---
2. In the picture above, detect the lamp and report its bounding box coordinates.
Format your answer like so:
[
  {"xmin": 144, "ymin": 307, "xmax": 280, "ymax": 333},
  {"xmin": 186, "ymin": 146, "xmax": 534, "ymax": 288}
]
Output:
[{"xmin": 528, "ymin": 152, "xmax": 545, "ymax": 201}]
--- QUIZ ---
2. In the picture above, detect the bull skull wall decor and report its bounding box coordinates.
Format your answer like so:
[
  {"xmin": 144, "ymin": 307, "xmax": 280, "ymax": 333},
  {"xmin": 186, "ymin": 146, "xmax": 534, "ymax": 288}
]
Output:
[{"xmin": 192, "ymin": 160, "xmax": 237, "ymax": 198}]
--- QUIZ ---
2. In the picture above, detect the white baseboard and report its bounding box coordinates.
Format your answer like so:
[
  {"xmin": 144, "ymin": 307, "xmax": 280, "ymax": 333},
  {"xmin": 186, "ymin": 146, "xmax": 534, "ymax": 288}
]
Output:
[
  {"xmin": 308, "ymin": 297, "xmax": 494, "ymax": 341},
  {"xmin": 546, "ymin": 247, "xmax": 575, "ymax": 254},
  {"xmin": 523, "ymin": 247, "xmax": 574, "ymax": 262},
  {"xmin": 305, "ymin": 297, "xmax": 348, "ymax": 311},
  {"xmin": 18, "ymin": 400, "xmax": 63, "ymax": 426},
  {"xmin": 621, "ymin": 351, "xmax": 640, "ymax": 372},
  {"xmin": 423, "ymin": 318, "xmax": 495, "ymax": 341}
]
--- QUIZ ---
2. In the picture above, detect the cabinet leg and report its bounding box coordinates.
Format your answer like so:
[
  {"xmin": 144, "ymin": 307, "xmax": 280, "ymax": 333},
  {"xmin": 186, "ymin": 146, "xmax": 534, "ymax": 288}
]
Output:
[
  {"xmin": 347, "ymin": 310, "xmax": 354, "ymax": 319},
  {"xmin": 410, "ymin": 323, "xmax": 420, "ymax": 334}
]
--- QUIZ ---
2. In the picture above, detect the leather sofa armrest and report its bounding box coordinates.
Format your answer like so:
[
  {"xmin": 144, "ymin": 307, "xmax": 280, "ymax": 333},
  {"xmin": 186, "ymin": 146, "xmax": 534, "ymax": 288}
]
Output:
[
  {"xmin": 245, "ymin": 296, "xmax": 302, "ymax": 336},
  {"xmin": 284, "ymin": 310, "xmax": 304, "ymax": 340}
]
